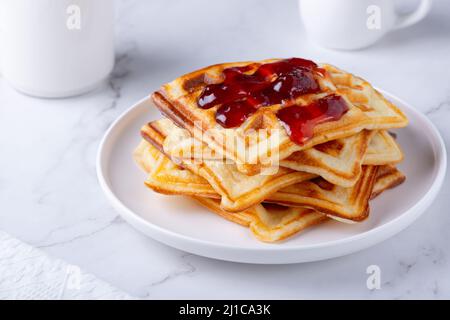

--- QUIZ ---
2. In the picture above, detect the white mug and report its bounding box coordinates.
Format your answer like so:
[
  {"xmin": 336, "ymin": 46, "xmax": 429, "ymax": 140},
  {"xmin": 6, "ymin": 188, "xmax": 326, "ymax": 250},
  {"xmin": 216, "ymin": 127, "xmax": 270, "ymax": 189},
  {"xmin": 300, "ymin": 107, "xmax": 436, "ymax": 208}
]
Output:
[
  {"xmin": 299, "ymin": 0, "xmax": 433, "ymax": 50},
  {"xmin": 0, "ymin": 0, "xmax": 114, "ymax": 98}
]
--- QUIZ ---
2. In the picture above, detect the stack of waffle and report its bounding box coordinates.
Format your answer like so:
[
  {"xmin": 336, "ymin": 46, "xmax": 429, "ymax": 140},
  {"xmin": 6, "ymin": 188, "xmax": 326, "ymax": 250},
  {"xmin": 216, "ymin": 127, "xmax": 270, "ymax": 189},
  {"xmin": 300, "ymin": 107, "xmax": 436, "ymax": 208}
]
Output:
[{"xmin": 134, "ymin": 59, "xmax": 408, "ymax": 242}]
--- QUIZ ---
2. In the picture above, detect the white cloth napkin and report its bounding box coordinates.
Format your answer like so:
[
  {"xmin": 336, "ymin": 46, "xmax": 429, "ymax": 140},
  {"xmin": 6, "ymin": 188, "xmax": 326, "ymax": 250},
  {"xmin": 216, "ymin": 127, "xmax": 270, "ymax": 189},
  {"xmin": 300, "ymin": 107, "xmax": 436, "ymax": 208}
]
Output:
[{"xmin": 0, "ymin": 231, "xmax": 133, "ymax": 300}]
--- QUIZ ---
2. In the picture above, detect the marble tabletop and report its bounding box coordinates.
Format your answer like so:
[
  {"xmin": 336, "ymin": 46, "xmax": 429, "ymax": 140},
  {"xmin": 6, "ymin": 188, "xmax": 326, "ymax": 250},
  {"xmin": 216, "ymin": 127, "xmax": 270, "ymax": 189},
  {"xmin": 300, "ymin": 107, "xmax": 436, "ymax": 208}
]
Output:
[{"xmin": 1, "ymin": 0, "xmax": 449, "ymax": 299}]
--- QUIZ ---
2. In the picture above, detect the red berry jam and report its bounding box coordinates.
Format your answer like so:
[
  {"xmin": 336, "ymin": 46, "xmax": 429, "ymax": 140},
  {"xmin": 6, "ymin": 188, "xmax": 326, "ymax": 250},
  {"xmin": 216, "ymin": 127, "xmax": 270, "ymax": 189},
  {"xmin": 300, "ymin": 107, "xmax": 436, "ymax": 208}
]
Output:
[
  {"xmin": 198, "ymin": 58, "xmax": 321, "ymax": 128},
  {"xmin": 276, "ymin": 94, "xmax": 349, "ymax": 145}
]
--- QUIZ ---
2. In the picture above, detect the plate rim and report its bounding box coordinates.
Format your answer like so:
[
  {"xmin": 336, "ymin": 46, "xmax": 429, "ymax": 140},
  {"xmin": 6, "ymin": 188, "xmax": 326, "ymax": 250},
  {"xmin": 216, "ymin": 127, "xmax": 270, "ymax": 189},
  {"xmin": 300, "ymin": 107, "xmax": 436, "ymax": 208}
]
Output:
[{"xmin": 96, "ymin": 91, "xmax": 447, "ymax": 262}]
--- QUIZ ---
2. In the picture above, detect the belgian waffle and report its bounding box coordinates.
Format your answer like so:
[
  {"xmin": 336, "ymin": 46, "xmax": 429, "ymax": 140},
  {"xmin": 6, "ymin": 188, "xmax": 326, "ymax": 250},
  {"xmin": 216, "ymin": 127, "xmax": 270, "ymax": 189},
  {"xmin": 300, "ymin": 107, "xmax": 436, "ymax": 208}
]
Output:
[
  {"xmin": 364, "ymin": 131, "xmax": 403, "ymax": 165},
  {"xmin": 142, "ymin": 118, "xmax": 402, "ymax": 189},
  {"xmin": 140, "ymin": 119, "xmax": 315, "ymax": 212},
  {"xmin": 152, "ymin": 59, "xmax": 408, "ymax": 175},
  {"xmin": 134, "ymin": 139, "xmax": 218, "ymax": 198},
  {"xmin": 133, "ymin": 57, "xmax": 408, "ymax": 243},
  {"xmin": 265, "ymin": 166, "xmax": 379, "ymax": 222},
  {"xmin": 194, "ymin": 198, "xmax": 327, "ymax": 243},
  {"xmin": 134, "ymin": 140, "xmax": 405, "ymax": 241},
  {"xmin": 195, "ymin": 164, "xmax": 402, "ymax": 243},
  {"xmin": 135, "ymin": 139, "xmax": 405, "ymax": 222},
  {"xmin": 151, "ymin": 116, "xmax": 402, "ymax": 188}
]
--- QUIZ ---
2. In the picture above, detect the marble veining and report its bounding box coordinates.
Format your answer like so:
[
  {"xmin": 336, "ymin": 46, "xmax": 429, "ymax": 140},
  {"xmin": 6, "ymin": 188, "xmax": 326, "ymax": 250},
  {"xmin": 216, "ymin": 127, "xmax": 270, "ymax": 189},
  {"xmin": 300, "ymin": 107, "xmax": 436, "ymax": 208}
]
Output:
[
  {"xmin": 140, "ymin": 254, "xmax": 197, "ymax": 299},
  {"xmin": 0, "ymin": 0, "xmax": 449, "ymax": 299}
]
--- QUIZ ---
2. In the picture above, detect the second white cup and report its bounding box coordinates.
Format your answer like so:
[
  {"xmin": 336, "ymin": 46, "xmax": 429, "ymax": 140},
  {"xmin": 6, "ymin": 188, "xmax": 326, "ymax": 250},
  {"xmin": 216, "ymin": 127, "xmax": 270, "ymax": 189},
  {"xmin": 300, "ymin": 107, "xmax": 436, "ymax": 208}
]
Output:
[{"xmin": 299, "ymin": 0, "xmax": 433, "ymax": 50}]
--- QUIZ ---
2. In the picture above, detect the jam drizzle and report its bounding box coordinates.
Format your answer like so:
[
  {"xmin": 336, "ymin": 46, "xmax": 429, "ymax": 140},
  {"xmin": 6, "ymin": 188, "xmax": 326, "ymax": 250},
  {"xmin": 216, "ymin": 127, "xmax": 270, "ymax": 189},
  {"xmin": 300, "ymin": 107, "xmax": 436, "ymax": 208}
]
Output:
[
  {"xmin": 276, "ymin": 94, "xmax": 349, "ymax": 145},
  {"xmin": 198, "ymin": 58, "xmax": 321, "ymax": 128},
  {"xmin": 196, "ymin": 58, "xmax": 349, "ymax": 145}
]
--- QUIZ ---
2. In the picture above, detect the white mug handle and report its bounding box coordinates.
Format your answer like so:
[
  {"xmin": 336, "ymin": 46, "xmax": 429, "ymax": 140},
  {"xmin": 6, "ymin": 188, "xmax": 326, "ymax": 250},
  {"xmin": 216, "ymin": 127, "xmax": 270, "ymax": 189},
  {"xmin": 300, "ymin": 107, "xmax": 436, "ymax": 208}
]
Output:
[{"xmin": 394, "ymin": 0, "xmax": 433, "ymax": 30}]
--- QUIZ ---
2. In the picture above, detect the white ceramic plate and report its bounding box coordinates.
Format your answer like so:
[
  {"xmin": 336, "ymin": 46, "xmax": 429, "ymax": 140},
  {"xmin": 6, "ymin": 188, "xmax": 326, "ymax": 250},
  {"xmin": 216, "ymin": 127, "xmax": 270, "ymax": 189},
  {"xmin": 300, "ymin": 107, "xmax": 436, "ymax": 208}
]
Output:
[{"xmin": 97, "ymin": 91, "xmax": 447, "ymax": 264}]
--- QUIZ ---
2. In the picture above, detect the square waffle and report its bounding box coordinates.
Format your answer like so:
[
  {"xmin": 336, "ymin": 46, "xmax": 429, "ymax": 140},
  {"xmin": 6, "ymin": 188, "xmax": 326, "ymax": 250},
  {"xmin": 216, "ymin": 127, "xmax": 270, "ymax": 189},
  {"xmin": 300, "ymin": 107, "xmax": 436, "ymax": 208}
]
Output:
[
  {"xmin": 134, "ymin": 140, "xmax": 218, "ymax": 199},
  {"xmin": 140, "ymin": 119, "xmax": 315, "ymax": 213},
  {"xmin": 158, "ymin": 119, "xmax": 402, "ymax": 188},
  {"xmin": 195, "ymin": 164, "xmax": 403, "ymax": 242},
  {"xmin": 280, "ymin": 129, "xmax": 403, "ymax": 187},
  {"xmin": 279, "ymin": 130, "xmax": 373, "ymax": 187},
  {"xmin": 265, "ymin": 166, "xmax": 379, "ymax": 222},
  {"xmin": 364, "ymin": 131, "xmax": 403, "ymax": 165},
  {"xmin": 142, "ymin": 117, "xmax": 402, "ymax": 194},
  {"xmin": 135, "ymin": 138, "xmax": 405, "ymax": 222},
  {"xmin": 152, "ymin": 59, "xmax": 408, "ymax": 175},
  {"xmin": 194, "ymin": 198, "xmax": 327, "ymax": 243},
  {"xmin": 134, "ymin": 140, "xmax": 405, "ymax": 242},
  {"xmin": 371, "ymin": 164, "xmax": 406, "ymax": 199},
  {"xmin": 194, "ymin": 162, "xmax": 404, "ymax": 242}
]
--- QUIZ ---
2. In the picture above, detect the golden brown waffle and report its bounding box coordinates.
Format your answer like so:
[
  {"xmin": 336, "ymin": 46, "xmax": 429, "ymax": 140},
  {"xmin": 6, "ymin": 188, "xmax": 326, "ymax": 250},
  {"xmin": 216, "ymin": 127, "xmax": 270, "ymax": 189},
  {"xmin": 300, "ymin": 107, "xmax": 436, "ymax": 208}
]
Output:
[
  {"xmin": 371, "ymin": 164, "xmax": 406, "ymax": 199},
  {"xmin": 265, "ymin": 166, "xmax": 378, "ymax": 222},
  {"xmin": 160, "ymin": 120, "xmax": 402, "ymax": 188},
  {"xmin": 134, "ymin": 140, "xmax": 405, "ymax": 241},
  {"xmin": 135, "ymin": 141, "xmax": 327, "ymax": 242},
  {"xmin": 134, "ymin": 140, "xmax": 218, "ymax": 199},
  {"xmin": 280, "ymin": 130, "xmax": 402, "ymax": 187},
  {"xmin": 279, "ymin": 130, "xmax": 373, "ymax": 187},
  {"xmin": 364, "ymin": 131, "xmax": 403, "ymax": 165},
  {"xmin": 140, "ymin": 119, "xmax": 315, "ymax": 213},
  {"xmin": 135, "ymin": 139, "xmax": 405, "ymax": 200},
  {"xmin": 194, "ymin": 198, "xmax": 327, "ymax": 243},
  {"xmin": 135, "ymin": 139, "xmax": 405, "ymax": 222},
  {"xmin": 193, "ymin": 163, "xmax": 405, "ymax": 242},
  {"xmin": 134, "ymin": 142, "xmax": 326, "ymax": 242},
  {"xmin": 143, "ymin": 118, "xmax": 402, "ymax": 190},
  {"xmin": 152, "ymin": 59, "xmax": 408, "ymax": 175}
]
